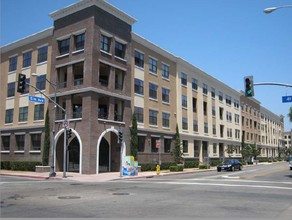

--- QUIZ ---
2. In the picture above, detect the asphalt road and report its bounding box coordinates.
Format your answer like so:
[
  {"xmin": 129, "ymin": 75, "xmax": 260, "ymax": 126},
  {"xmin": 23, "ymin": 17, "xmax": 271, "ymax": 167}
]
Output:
[{"xmin": 1, "ymin": 162, "xmax": 291, "ymax": 218}]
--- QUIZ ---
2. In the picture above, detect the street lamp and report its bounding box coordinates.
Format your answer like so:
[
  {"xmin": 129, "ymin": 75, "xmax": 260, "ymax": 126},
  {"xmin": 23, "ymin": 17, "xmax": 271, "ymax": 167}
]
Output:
[
  {"xmin": 264, "ymin": 5, "xmax": 292, "ymax": 14},
  {"xmin": 32, "ymin": 73, "xmax": 57, "ymax": 177}
]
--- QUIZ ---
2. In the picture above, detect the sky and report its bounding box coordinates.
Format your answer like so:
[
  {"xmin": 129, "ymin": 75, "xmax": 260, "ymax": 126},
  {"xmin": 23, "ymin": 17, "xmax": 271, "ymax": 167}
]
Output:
[{"xmin": 1, "ymin": 0, "xmax": 292, "ymax": 131}]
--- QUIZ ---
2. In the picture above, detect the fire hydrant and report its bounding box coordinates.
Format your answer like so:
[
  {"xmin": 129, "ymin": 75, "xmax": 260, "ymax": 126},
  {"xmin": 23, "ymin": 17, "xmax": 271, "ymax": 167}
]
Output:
[{"xmin": 156, "ymin": 164, "xmax": 160, "ymax": 175}]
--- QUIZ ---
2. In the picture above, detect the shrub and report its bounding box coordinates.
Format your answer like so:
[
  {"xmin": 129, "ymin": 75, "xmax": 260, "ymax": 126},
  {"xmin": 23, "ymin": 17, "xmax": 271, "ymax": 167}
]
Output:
[
  {"xmin": 1, "ymin": 161, "xmax": 42, "ymax": 171},
  {"xmin": 140, "ymin": 163, "xmax": 156, "ymax": 171},
  {"xmin": 184, "ymin": 160, "xmax": 199, "ymax": 168},
  {"xmin": 199, "ymin": 164, "xmax": 209, "ymax": 169},
  {"xmin": 169, "ymin": 166, "xmax": 183, "ymax": 172}
]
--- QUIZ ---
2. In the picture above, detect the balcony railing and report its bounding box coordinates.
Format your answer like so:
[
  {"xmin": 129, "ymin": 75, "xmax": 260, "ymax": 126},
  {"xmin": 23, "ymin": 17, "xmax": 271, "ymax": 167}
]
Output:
[{"xmin": 74, "ymin": 79, "xmax": 83, "ymax": 86}]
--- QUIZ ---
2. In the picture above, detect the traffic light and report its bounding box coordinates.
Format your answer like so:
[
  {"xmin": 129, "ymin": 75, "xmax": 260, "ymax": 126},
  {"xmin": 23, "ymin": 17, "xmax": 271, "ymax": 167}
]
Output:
[
  {"xmin": 244, "ymin": 76, "xmax": 254, "ymax": 97},
  {"xmin": 67, "ymin": 128, "xmax": 72, "ymax": 139},
  {"xmin": 17, "ymin": 73, "xmax": 26, "ymax": 93},
  {"xmin": 118, "ymin": 131, "xmax": 123, "ymax": 143}
]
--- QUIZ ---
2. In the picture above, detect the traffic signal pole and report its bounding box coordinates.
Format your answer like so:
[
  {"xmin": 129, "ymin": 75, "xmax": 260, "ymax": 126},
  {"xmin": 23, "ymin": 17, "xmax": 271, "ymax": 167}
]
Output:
[{"xmin": 254, "ymin": 82, "xmax": 292, "ymax": 88}]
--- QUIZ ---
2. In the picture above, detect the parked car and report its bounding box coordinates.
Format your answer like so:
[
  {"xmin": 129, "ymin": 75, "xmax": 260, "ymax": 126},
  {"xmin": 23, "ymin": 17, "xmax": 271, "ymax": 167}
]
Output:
[
  {"xmin": 217, "ymin": 159, "xmax": 242, "ymax": 172},
  {"xmin": 288, "ymin": 156, "xmax": 292, "ymax": 170}
]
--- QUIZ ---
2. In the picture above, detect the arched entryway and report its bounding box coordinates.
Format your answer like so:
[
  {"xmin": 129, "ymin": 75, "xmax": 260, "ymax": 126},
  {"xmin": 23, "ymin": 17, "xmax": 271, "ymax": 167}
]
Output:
[
  {"xmin": 99, "ymin": 137, "xmax": 110, "ymax": 172},
  {"xmin": 96, "ymin": 127, "xmax": 126, "ymax": 174},
  {"xmin": 54, "ymin": 128, "xmax": 83, "ymax": 174}
]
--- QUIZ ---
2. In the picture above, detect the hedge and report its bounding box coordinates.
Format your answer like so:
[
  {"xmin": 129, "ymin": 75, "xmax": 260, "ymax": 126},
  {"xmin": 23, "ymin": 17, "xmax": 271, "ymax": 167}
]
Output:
[
  {"xmin": 1, "ymin": 161, "xmax": 42, "ymax": 171},
  {"xmin": 169, "ymin": 166, "xmax": 184, "ymax": 172}
]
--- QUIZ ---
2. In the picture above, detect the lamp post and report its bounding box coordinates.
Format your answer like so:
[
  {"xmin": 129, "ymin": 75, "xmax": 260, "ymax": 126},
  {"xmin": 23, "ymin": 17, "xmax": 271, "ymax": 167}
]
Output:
[
  {"xmin": 31, "ymin": 73, "xmax": 57, "ymax": 177},
  {"xmin": 264, "ymin": 5, "xmax": 292, "ymax": 14}
]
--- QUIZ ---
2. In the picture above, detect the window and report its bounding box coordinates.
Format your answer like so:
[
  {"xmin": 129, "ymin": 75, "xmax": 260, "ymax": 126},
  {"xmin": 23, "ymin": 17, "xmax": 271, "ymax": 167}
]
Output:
[
  {"xmin": 203, "ymin": 83, "xmax": 208, "ymax": 95},
  {"xmin": 192, "ymin": 97, "xmax": 197, "ymax": 113},
  {"xmin": 213, "ymin": 143, "xmax": 217, "ymax": 154},
  {"xmin": 9, "ymin": 56, "xmax": 17, "ymax": 72},
  {"xmin": 181, "ymin": 72, "xmax": 187, "ymax": 86},
  {"xmin": 218, "ymin": 91, "xmax": 223, "ymax": 102},
  {"xmin": 34, "ymin": 104, "xmax": 44, "ymax": 121},
  {"xmin": 134, "ymin": 107, "xmax": 144, "ymax": 123},
  {"xmin": 115, "ymin": 41, "xmax": 126, "ymax": 59},
  {"xmin": 75, "ymin": 33, "xmax": 85, "ymax": 51},
  {"xmin": 149, "ymin": 110, "xmax": 158, "ymax": 126},
  {"xmin": 134, "ymin": 79, "xmax": 144, "ymax": 95},
  {"xmin": 182, "ymin": 117, "xmax": 188, "ymax": 130},
  {"xmin": 36, "ymin": 75, "xmax": 46, "ymax": 91},
  {"xmin": 234, "ymin": 99, "xmax": 239, "ymax": 109},
  {"xmin": 193, "ymin": 120, "xmax": 198, "ymax": 132},
  {"xmin": 225, "ymin": 95, "xmax": 232, "ymax": 105},
  {"xmin": 1, "ymin": 136, "xmax": 10, "ymax": 151},
  {"xmin": 24, "ymin": 78, "xmax": 30, "ymax": 94},
  {"xmin": 182, "ymin": 95, "xmax": 187, "ymax": 108},
  {"xmin": 137, "ymin": 136, "xmax": 145, "ymax": 152},
  {"xmin": 7, "ymin": 82, "xmax": 15, "ymax": 97},
  {"xmin": 203, "ymin": 101, "xmax": 207, "ymax": 116},
  {"xmin": 22, "ymin": 51, "xmax": 32, "ymax": 68},
  {"xmin": 211, "ymin": 87, "xmax": 215, "ymax": 98},
  {"xmin": 164, "ymin": 138, "xmax": 172, "ymax": 153},
  {"xmin": 219, "ymin": 107, "xmax": 224, "ymax": 120},
  {"xmin": 100, "ymin": 35, "xmax": 111, "ymax": 53},
  {"xmin": 5, "ymin": 109, "xmax": 13, "ymax": 124},
  {"xmin": 192, "ymin": 78, "xmax": 198, "ymax": 90},
  {"xmin": 37, "ymin": 46, "xmax": 48, "ymax": 63},
  {"xmin": 135, "ymin": 50, "xmax": 144, "ymax": 68},
  {"xmin": 235, "ymin": 114, "xmax": 240, "ymax": 124},
  {"xmin": 226, "ymin": 111, "xmax": 232, "ymax": 122},
  {"xmin": 31, "ymin": 134, "xmax": 41, "ymax": 151},
  {"xmin": 212, "ymin": 106, "xmax": 216, "ymax": 117},
  {"xmin": 183, "ymin": 140, "xmax": 188, "ymax": 153},
  {"xmin": 149, "ymin": 57, "xmax": 157, "ymax": 74},
  {"xmin": 149, "ymin": 83, "xmax": 158, "ymax": 100},
  {"xmin": 151, "ymin": 137, "xmax": 159, "ymax": 152},
  {"xmin": 213, "ymin": 124, "xmax": 216, "ymax": 135},
  {"xmin": 16, "ymin": 135, "xmax": 25, "ymax": 151},
  {"xmin": 162, "ymin": 112, "xmax": 170, "ymax": 128},
  {"xmin": 162, "ymin": 63, "xmax": 169, "ymax": 79},
  {"xmin": 235, "ymin": 129, "xmax": 240, "ymax": 139},
  {"xmin": 162, "ymin": 88, "xmax": 170, "ymax": 103},
  {"xmin": 58, "ymin": 38, "xmax": 70, "ymax": 55},
  {"xmin": 19, "ymin": 107, "xmax": 28, "ymax": 122},
  {"xmin": 204, "ymin": 123, "xmax": 208, "ymax": 133},
  {"xmin": 227, "ymin": 128, "xmax": 233, "ymax": 138}
]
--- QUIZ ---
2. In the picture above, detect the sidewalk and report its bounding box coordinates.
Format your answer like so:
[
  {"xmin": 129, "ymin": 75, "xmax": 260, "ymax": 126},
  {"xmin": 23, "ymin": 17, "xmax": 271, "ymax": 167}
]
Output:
[{"xmin": 0, "ymin": 167, "xmax": 216, "ymax": 182}]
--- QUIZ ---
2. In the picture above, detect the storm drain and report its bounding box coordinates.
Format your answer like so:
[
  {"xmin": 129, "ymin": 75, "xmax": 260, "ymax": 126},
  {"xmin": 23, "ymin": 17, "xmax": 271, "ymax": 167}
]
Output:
[
  {"xmin": 112, "ymin": 192, "xmax": 130, "ymax": 196},
  {"xmin": 58, "ymin": 196, "xmax": 81, "ymax": 200}
]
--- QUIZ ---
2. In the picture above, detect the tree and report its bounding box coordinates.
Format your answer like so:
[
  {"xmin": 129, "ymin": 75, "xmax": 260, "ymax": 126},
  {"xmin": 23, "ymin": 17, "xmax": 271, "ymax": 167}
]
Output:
[
  {"xmin": 42, "ymin": 109, "xmax": 50, "ymax": 166},
  {"xmin": 171, "ymin": 124, "xmax": 183, "ymax": 164},
  {"xmin": 130, "ymin": 112, "xmax": 138, "ymax": 161},
  {"xmin": 288, "ymin": 106, "xmax": 292, "ymax": 123},
  {"xmin": 225, "ymin": 145, "xmax": 236, "ymax": 158}
]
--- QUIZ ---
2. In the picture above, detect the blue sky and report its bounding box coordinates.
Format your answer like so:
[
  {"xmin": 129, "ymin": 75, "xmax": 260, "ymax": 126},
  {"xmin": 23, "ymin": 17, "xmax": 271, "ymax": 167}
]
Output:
[{"xmin": 1, "ymin": 0, "xmax": 292, "ymax": 131}]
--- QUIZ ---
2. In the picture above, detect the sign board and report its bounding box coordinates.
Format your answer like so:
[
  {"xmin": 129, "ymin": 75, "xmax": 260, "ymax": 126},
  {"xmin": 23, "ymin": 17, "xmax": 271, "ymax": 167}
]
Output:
[
  {"xmin": 156, "ymin": 140, "xmax": 161, "ymax": 148},
  {"xmin": 29, "ymin": 95, "xmax": 45, "ymax": 104},
  {"xmin": 282, "ymin": 96, "xmax": 292, "ymax": 103},
  {"xmin": 63, "ymin": 119, "xmax": 69, "ymax": 128}
]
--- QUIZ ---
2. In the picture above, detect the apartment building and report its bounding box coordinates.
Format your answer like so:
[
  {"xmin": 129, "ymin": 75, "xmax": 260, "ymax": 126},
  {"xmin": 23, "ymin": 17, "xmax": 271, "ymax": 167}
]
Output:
[
  {"xmin": 132, "ymin": 33, "xmax": 177, "ymax": 164},
  {"xmin": 1, "ymin": 28, "xmax": 52, "ymax": 162},
  {"xmin": 1, "ymin": 0, "xmax": 285, "ymax": 174},
  {"xmin": 284, "ymin": 131, "xmax": 292, "ymax": 148},
  {"xmin": 176, "ymin": 59, "xmax": 242, "ymax": 163}
]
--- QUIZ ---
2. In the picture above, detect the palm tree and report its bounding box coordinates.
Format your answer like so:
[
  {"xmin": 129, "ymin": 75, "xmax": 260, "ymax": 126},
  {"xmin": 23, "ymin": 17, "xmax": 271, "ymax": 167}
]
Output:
[{"xmin": 130, "ymin": 112, "xmax": 138, "ymax": 161}]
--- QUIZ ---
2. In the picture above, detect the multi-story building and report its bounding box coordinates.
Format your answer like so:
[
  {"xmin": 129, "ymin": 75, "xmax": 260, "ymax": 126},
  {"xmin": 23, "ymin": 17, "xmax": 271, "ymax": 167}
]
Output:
[
  {"xmin": 1, "ymin": 28, "xmax": 52, "ymax": 162},
  {"xmin": 284, "ymin": 131, "xmax": 292, "ymax": 148},
  {"xmin": 132, "ymin": 33, "xmax": 177, "ymax": 164},
  {"xmin": 0, "ymin": 0, "xmax": 285, "ymax": 174},
  {"xmin": 176, "ymin": 59, "xmax": 242, "ymax": 163}
]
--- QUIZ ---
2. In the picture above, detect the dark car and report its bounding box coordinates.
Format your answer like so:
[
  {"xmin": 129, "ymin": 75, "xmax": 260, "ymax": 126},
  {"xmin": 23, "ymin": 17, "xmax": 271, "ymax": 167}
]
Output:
[{"xmin": 217, "ymin": 159, "xmax": 242, "ymax": 172}]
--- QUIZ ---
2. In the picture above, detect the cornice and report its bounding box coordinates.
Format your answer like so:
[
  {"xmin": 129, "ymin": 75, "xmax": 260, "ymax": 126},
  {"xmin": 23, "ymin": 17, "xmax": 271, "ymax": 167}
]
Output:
[
  {"xmin": 1, "ymin": 28, "xmax": 53, "ymax": 53},
  {"xmin": 49, "ymin": 0, "xmax": 137, "ymax": 25}
]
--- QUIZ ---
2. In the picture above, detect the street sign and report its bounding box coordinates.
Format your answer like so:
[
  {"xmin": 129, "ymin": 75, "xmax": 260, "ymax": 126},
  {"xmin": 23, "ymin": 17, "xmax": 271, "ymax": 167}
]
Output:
[
  {"xmin": 28, "ymin": 95, "xmax": 45, "ymax": 104},
  {"xmin": 282, "ymin": 96, "xmax": 292, "ymax": 103}
]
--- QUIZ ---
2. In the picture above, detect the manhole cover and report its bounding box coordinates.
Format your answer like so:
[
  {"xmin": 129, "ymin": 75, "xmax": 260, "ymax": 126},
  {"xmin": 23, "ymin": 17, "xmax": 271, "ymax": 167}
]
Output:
[
  {"xmin": 112, "ymin": 192, "xmax": 130, "ymax": 196},
  {"xmin": 58, "ymin": 196, "xmax": 81, "ymax": 200}
]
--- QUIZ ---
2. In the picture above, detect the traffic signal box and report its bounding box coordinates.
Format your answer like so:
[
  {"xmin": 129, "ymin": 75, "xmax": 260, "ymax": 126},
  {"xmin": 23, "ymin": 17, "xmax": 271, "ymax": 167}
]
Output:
[
  {"xmin": 244, "ymin": 76, "xmax": 254, "ymax": 97},
  {"xmin": 67, "ymin": 128, "xmax": 72, "ymax": 139},
  {"xmin": 118, "ymin": 131, "xmax": 123, "ymax": 143},
  {"xmin": 17, "ymin": 73, "xmax": 26, "ymax": 93}
]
